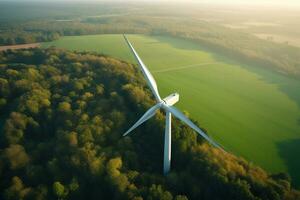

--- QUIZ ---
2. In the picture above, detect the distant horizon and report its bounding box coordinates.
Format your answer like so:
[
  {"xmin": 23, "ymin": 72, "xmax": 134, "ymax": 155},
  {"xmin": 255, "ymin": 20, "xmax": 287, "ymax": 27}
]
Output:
[{"xmin": 0, "ymin": 0, "xmax": 300, "ymax": 6}]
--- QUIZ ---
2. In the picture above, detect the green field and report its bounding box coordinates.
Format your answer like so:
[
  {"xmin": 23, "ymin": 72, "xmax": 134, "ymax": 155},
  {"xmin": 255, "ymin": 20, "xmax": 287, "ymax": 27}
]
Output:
[{"xmin": 42, "ymin": 34, "xmax": 300, "ymax": 186}]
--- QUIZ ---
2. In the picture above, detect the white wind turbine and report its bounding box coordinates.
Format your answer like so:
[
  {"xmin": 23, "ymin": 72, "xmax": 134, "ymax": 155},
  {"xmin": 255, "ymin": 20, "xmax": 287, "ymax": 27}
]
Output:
[{"xmin": 123, "ymin": 35, "xmax": 223, "ymax": 174}]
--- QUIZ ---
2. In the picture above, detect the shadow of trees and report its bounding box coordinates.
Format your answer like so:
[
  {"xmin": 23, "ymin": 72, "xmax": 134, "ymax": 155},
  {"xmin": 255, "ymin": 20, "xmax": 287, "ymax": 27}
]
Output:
[{"xmin": 277, "ymin": 139, "xmax": 300, "ymax": 188}]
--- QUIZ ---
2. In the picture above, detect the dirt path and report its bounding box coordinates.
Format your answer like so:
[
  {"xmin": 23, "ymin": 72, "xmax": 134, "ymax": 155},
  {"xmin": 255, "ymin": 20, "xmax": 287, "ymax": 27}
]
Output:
[{"xmin": 0, "ymin": 43, "xmax": 41, "ymax": 51}]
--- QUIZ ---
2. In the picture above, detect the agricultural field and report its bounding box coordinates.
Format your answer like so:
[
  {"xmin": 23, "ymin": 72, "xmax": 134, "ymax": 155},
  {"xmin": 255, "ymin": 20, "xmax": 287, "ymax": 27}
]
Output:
[{"xmin": 42, "ymin": 34, "xmax": 300, "ymax": 186}]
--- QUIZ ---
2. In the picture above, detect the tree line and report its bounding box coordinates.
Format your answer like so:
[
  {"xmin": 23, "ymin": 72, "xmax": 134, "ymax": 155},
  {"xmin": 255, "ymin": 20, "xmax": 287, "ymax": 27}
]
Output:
[{"xmin": 1, "ymin": 13, "xmax": 299, "ymax": 78}]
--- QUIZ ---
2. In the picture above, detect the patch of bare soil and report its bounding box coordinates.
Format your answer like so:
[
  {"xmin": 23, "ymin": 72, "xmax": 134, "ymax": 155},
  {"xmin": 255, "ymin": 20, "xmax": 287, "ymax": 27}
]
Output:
[{"xmin": 0, "ymin": 43, "xmax": 40, "ymax": 51}]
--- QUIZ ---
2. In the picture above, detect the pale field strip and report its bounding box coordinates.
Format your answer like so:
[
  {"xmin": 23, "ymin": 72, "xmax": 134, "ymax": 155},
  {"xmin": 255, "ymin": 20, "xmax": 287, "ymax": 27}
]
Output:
[
  {"xmin": 152, "ymin": 62, "xmax": 221, "ymax": 73},
  {"xmin": 0, "ymin": 43, "xmax": 40, "ymax": 51}
]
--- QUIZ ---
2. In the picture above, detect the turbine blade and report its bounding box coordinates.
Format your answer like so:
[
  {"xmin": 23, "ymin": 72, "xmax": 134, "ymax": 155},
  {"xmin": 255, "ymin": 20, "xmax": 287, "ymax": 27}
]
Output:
[
  {"xmin": 123, "ymin": 103, "xmax": 162, "ymax": 136},
  {"xmin": 123, "ymin": 34, "xmax": 162, "ymax": 102},
  {"xmin": 166, "ymin": 106, "xmax": 222, "ymax": 149}
]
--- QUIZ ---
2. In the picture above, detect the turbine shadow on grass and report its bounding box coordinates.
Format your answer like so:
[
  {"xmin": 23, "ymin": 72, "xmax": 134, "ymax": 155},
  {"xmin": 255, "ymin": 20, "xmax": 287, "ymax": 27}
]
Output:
[{"xmin": 276, "ymin": 139, "xmax": 300, "ymax": 188}]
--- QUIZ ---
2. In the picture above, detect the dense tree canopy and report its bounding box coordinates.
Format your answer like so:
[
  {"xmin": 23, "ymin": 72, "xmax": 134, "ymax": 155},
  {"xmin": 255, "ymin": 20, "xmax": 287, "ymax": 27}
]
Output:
[{"xmin": 0, "ymin": 48, "xmax": 299, "ymax": 200}]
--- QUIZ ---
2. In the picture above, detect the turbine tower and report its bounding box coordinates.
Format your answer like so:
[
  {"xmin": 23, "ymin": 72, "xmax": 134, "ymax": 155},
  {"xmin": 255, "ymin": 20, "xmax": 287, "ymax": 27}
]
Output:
[{"xmin": 123, "ymin": 35, "xmax": 222, "ymax": 174}]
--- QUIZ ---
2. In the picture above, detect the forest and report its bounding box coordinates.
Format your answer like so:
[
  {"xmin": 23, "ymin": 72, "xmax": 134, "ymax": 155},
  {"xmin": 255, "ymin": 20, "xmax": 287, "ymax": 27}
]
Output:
[{"xmin": 0, "ymin": 48, "xmax": 300, "ymax": 200}]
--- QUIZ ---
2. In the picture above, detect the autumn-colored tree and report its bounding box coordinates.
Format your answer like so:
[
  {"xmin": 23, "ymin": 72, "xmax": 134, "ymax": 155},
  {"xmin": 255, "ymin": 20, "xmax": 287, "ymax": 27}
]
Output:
[{"xmin": 4, "ymin": 144, "xmax": 30, "ymax": 169}]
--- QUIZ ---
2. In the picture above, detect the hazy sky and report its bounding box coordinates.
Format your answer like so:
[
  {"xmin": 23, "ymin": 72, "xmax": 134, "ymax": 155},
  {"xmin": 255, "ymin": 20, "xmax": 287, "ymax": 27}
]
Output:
[
  {"xmin": 199, "ymin": 0, "xmax": 300, "ymax": 5},
  {"xmin": 2, "ymin": 0, "xmax": 300, "ymax": 6}
]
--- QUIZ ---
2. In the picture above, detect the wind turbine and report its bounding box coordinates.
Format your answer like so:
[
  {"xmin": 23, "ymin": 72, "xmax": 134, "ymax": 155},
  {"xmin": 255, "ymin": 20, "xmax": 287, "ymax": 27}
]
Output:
[{"xmin": 123, "ymin": 35, "xmax": 222, "ymax": 174}]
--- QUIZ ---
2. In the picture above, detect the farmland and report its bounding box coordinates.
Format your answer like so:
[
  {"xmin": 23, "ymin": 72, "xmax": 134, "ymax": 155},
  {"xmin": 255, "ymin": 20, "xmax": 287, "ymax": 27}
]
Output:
[{"xmin": 42, "ymin": 34, "xmax": 300, "ymax": 186}]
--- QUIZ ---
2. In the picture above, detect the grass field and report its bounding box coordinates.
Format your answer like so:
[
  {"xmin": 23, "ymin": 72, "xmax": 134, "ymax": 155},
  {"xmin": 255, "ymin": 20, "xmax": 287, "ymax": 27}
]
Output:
[{"xmin": 42, "ymin": 34, "xmax": 300, "ymax": 187}]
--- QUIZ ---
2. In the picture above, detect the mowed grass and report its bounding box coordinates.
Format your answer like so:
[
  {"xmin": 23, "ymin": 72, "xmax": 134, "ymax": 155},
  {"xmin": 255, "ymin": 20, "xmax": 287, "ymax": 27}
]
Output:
[{"xmin": 42, "ymin": 34, "xmax": 300, "ymax": 186}]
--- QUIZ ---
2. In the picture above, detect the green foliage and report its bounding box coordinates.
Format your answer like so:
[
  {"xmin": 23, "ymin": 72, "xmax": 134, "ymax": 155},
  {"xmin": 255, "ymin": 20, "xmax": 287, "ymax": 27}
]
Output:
[
  {"xmin": 69, "ymin": 178, "xmax": 79, "ymax": 192},
  {"xmin": 106, "ymin": 157, "xmax": 130, "ymax": 192},
  {"xmin": 0, "ymin": 49, "xmax": 299, "ymax": 200},
  {"xmin": 148, "ymin": 184, "xmax": 173, "ymax": 200},
  {"xmin": 58, "ymin": 102, "xmax": 72, "ymax": 113},
  {"xmin": 4, "ymin": 112, "xmax": 29, "ymax": 144},
  {"xmin": 0, "ymin": 98, "xmax": 6, "ymax": 110},
  {"xmin": 174, "ymin": 195, "xmax": 188, "ymax": 200},
  {"xmin": 53, "ymin": 181, "xmax": 67, "ymax": 199},
  {"xmin": 4, "ymin": 176, "xmax": 31, "ymax": 200},
  {"xmin": 107, "ymin": 157, "xmax": 123, "ymax": 177}
]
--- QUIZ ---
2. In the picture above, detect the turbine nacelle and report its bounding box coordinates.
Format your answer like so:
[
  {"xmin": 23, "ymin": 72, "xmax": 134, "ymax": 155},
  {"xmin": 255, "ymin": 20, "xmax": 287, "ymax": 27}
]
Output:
[{"xmin": 163, "ymin": 93, "xmax": 179, "ymax": 106}]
